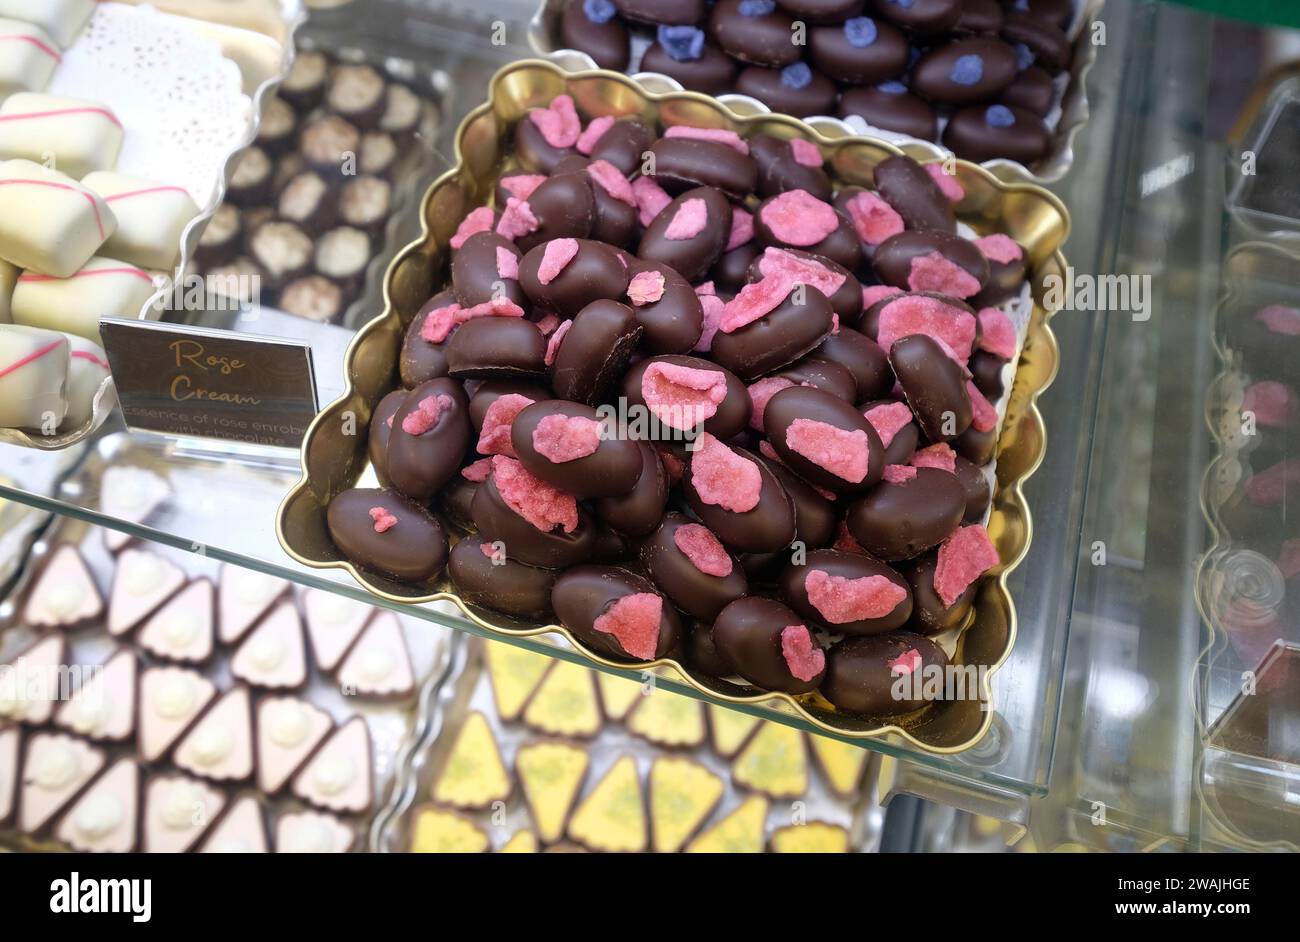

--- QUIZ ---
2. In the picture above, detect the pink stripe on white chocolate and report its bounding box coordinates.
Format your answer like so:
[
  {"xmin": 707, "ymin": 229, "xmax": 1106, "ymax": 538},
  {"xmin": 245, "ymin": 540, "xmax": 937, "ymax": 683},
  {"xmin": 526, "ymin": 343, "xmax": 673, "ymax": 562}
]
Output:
[
  {"xmin": 0, "ymin": 179, "xmax": 107, "ymax": 239},
  {"xmin": 0, "ymin": 338, "xmax": 64, "ymax": 381},
  {"xmin": 0, "ymin": 35, "xmax": 61, "ymax": 62},
  {"xmin": 71, "ymin": 350, "xmax": 110, "ymax": 370},
  {"xmin": 104, "ymin": 186, "xmax": 190, "ymax": 203},
  {"xmin": 0, "ymin": 106, "xmax": 122, "ymax": 130},
  {"xmin": 19, "ymin": 267, "xmax": 152, "ymax": 285}
]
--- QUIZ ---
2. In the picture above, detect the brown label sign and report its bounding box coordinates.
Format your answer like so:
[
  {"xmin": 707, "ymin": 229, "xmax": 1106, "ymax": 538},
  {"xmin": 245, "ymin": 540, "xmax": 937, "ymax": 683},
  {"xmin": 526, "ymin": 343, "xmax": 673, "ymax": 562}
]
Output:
[{"xmin": 100, "ymin": 318, "xmax": 319, "ymax": 448}]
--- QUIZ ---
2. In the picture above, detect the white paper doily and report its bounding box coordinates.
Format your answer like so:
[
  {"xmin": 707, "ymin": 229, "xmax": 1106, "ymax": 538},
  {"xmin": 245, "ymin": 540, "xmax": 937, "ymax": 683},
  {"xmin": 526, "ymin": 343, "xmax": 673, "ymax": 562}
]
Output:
[{"xmin": 49, "ymin": 2, "xmax": 253, "ymax": 208}]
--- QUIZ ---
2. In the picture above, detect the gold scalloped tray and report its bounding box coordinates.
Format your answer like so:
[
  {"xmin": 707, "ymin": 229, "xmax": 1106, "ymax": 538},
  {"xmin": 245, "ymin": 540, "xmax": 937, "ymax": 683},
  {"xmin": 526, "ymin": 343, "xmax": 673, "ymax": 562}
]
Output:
[{"xmin": 277, "ymin": 59, "xmax": 1070, "ymax": 752}]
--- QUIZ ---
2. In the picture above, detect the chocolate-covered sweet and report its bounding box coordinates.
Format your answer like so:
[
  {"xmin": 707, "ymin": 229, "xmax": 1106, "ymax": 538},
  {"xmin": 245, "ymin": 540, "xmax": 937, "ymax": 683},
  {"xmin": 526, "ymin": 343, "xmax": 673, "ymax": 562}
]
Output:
[
  {"xmin": 315, "ymin": 227, "xmax": 371, "ymax": 289},
  {"xmin": 968, "ymin": 349, "xmax": 1005, "ymax": 400},
  {"xmin": 586, "ymin": 118, "xmax": 655, "ymax": 176},
  {"xmin": 327, "ymin": 64, "xmax": 387, "ymax": 130},
  {"xmin": 368, "ymin": 390, "xmax": 406, "ymax": 486},
  {"xmin": 809, "ymin": 16, "xmax": 909, "ymax": 85},
  {"xmin": 280, "ymin": 50, "xmax": 328, "ymax": 112},
  {"xmin": 511, "ymin": 399, "xmax": 642, "ymax": 498},
  {"xmin": 872, "ymin": 230, "xmax": 989, "ymax": 298},
  {"xmin": 451, "ymin": 231, "xmax": 526, "ymax": 309},
  {"xmin": 711, "ymin": 242, "xmax": 762, "ymax": 294},
  {"xmin": 971, "ymin": 235, "xmax": 1027, "ymax": 307},
  {"xmin": 1009, "ymin": 0, "xmax": 1074, "ymax": 30},
  {"xmin": 520, "ymin": 238, "xmax": 629, "ymax": 316},
  {"xmin": 911, "ymin": 38, "xmax": 1018, "ymax": 104},
  {"xmin": 952, "ymin": 421, "xmax": 997, "ymax": 464},
  {"xmin": 640, "ymin": 513, "xmax": 747, "ymax": 621},
  {"xmin": 838, "ymin": 84, "xmax": 938, "ymax": 141},
  {"xmin": 956, "ymin": 0, "xmax": 1003, "ymax": 33},
  {"xmin": 386, "ymin": 378, "xmax": 471, "ymax": 502},
  {"xmin": 735, "ymin": 64, "xmax": 838, "ymax": 119},
  {"xmin": 281, "ymin": 275, "xmax": 345, "ymax": 322},
  {"xmin": 467, "ymin": 379, "xmax": 553, "ymax": 431},
  {"xmin": 617, "ymin": 0, "xmax": 706, "ymax": 24},
  {"xmin": 448, "ymin": 534, "xmax": 558, "ymax": 619},
  {"xmin": 248, "ymin": 220, "xmax": 312, "ymax": 291},
  {"xmin": 1000, "ymin": 65, "xmax": 1054, "ymax": 115},
  {"xmin": 943, "ymin": 104, "xmax": 1050, "ymax": 165},
  {"xmin": 1001, "ymin": 12, "xmax": 1071, "ymax": 72},
  {"xmin": 775, "ymin": 359, "xmax": 857, "ymax": 402},
  {"xmin": 754, "ymin": 193, "xmax": 862, "ymax": 271},
  {"xmin": 641, "ymin": 36, "xmax": 738, "ymax": 96},
  {"xmin": 516, "ymin": 173, "xmax": 597, "ymax": 252},
  {"xmin": 845, "ymin": 466, "xmax": 965, "ymax": 560},
  {"xmin": 862, "ymin": 290, "xmax": 976, "ymax": 346},
  {"xmin": 277, "ymin": 171, "xmax": 336, "ymax": 233},
  {"xmin": 953, "ymin": 454, "xmax": 992, "ymax": 522},
  {"xmin": 683, "ymin": 437, "xmax": 796, "ymax": 553},
  {"xmin": 779, "ymin": 548, "xmax": 912, "ymax": 635},
  {"xmin": 873, "ymin": 0, "xmax": 961, "ymax": 33},
  {"xmin": 400, "ymin": 293, "xmax": 454, "ymax": 387},
  {"xmin": 551, "ymin": 565, "xmax": 681, "ymax": 661},
  {"xmin": 710, "ymin": 0, "xmax": 800, "ymax": 66},
  {"xmin": 764, "ymin": 385, "xmax": 884, "ymax": 494},
  {"xmin": 821, "ymin": 633, "xmax": 949, "ymax": 715},
  {"xmin": 905, "ymin": 549, "xmax": 976, "ymax": 633},
  {"xmin": 873, "ymin": 155, "xmax": 955, "ymax": 233},
  {"xmin": 862, "ymin": 398, "xmax": 919, "ymax": 465},
  {"xmin": 891, "ymin": 334, "xmax": 973, "ymax": 441},
  {"xmin": 622, "ymin": 354, "xmax": 751, "ymax": 440},
  {"xmin": 561, "ymin": 0, "xmax": 631, "ymax": 71},
  {"xmin": 746, "ymin": 247, "xmax": 862, "ymax": 323},
  {"xmin": 550, "ymin": 299, "xmax": 642, "ymax": 403},
  {"xmin": 749, "ymin": 134, "xmax": 832, "ymax": 201},
  {"xmin": 647, "ymin": 137, "xmax": 758, "ymax": 200},
  {"xmin": 711, "ymin": 283, "xmax": 836, "ymax": 380},
  {"xmin": 447, "ymin": 317, "xmax": 547, "ymax": 379},
  {"xmin": 776, "ymin": 0, "xmax": 863, "ymax": 22},
  {"xmin": 514, "ymin": 116, "xmax": 576, "ymax": 174},
  {"xmin": 585, "ymin": 166, "xmax": 639, "ymax": 248},
  {"xmin": 593, "ymin": 441, "xmax": 670, "ymax": 536},
  {"xmin": 807, "ymin": 328, "xmax": 894, "ymax": 401},
  {"xmin": 684, "ymin": 622, "xmax": 734, "ymax": 677},
  {"xmin": 639, "ymin": 187, "xmax": 732, "ymax": 282},
  {"xmin": 626, "ymin": 260, "xmax": 704, "ymax": 353},
  {"xmin": 327, "ymin": 488, "xmax": 448, "ymax": 583},
  {"xmin": 712, "ymin": 597, "xmax": 825, "ymax": 694},
  {"xmin": 757, "ymin": 455, "xmax": 837, "ymax": 548},
  {"xmin": 439, "ymin": 476, "xmax": 478, "ymax": 530},
  {"xmin": 471, "ymin": 466, "xmax": 597, "ymax": 569},
  {"xmin": 300, "ymin": 116, "xmax": 361, "ymax": 178}
]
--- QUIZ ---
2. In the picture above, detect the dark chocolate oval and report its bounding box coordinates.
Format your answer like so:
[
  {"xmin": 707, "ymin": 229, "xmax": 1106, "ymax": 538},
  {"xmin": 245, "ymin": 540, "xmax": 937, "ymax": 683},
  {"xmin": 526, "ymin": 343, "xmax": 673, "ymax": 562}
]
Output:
[
  {"xmin": 561, "ymin": 0, "xmax": 631, "ymax": 71},
  {"xmin": 516, "ymin": 173, "xmax": 596, "ymax": 253},
  {"xmin": 749, "ymin": 133, "xmax": 833, "ymax": 201},
  {"xmin": 821, "ymin": 632, "xmax": 950, "ymax": 715},
  {"xmin": 327, "ymin": 487, "xmax": 448, "ymax": 583},
  {"xmin": 511, "ymin": 399, "xmax": 642, "ymax": 498},
  {"xmin": 586, "ymin": 118, "xmax": 655, "ymax": 176},
  {"xmin": 955, "ymin": 0, "xmax": 1003, "ymax": 33},
  {"xmin": 550, "ymin": 298, "xmax": 642, "ymax": 404},
  {"xmin": 861, "ymin": 398, "xmax": 919, "ymax": 466},
  {"xmin": 638, "ymin": 186, "xmax": 732, "ymax": 282},
  {"xmin": 514, "ymin": 116, "xmax": 576, "ymax": 174},
  {"xmin": 640, "ymin": 513, "xmax": 747, "ymax": 621},
  {"xmin": 734, "ymin": 64, "xmax": 839, "ymax": 119},
  {"xmin": 587, "ymin": 171, "xmax": 639, "ymax": 249},
  {"xmin": 872, "ymin": 230, "xmax": 989, "ymax": 298},
  {"xmin": 838, "ymin": 84, "xmax": 938, "ymax": 141},
  {"xmin": 439, "ymin": 474, "xmax": 477, "ymax": 529},
  {"xmin": 845, "ymin": 465, "xmax": 965, "ymax": 560},
  {"xmin": 873, "ymin": 155, "xmax": 955, "ymax": 233},
  {"xmin": 1001, "ymin": 12, "xmax": 1071, "ymax": 72},
  {"xmin": 470, "ymin": 471, "xmax": 596, "ymax": 568},
  {"xmin": 617, "ymin": 0, "xmax": 706, "ymax": 25},
  {"xmin": 969, "ymin": 349, "xmax": 1006, "ymax": 400},
  {"xmin": 953, "ymin": 453, "xmax": 992, "ymax": 522},
  {"xmin": 626, "ymin": 260, "xmax": 704, "ymax": 354},
  {"xmin": 400, "ymin": 292, "xmax": 453, "ymax": 387},
  {"xmin": 756, "ymin": 454, "xmax": 838, "ymax": 549},
  {"xmin": 551, "ymin": 565, "xmax": 681, "ymax": 661},
  {"xmin": 468, "ymin": 379, "xmax": 553, "ymax": 431},
  {"xmin": 683, "ymin": 439, "xmax": 796, "ymax": 553},
  {"xmin": 449, "ymin": 534, "xmax": 558, "ymax": 619},
  {"xmin": 780, "ymin": 547, "xmax": 912, "ymax": 635},
  {"xmin": 753, "ymin": 195, "xmax": 862, "ymax": 271},
  {"xmin": 809, "ymin": 16, "xmax": 909, "ymax": 84},
  {"xmin": 808, "ymin": 328, "xmax": 894, "ymax": 401},
  {"xmin": 684, "ymin": 621, "xmax": 734, "ymax": 677},
  {"xmin": 593, "ymin": 441, "xmax": 669, "ymax": 537},
  {"xmin": 450, "ymin": 231, "xmax": 526, "ymax": 309},
  {"xmin": 942, "ymin": 103, "xmax": 1050, "ymax": 165},
  {"xmin": 710, "ymin": 242, "xmax": 762, "ymax": 294},
  {"xmin": 1012, "ymin": 0, "xmax": 1074, "ymax": 30},
  {"xmin": 710, "ymin": 0, "xmax": 800, "ymax": 67},
  {"xmin": 905, "ymin": 549, "xmax": 977, "ymax": 634},
  {"xmin": 446, "ymin": 316, "xmax": 547, "ymax": 379},
  {"xmin": 872, "ymin": 0, "xmax": 961, "ymax": 33},
  {"xmin": 774, "ymin": 359, "xmax": 857, "ymax": 402},
  {"xmin": 911, "ymin": 38, "xmax": 1018, "ymax": 104},
  {"xmin": 385, "ymin": 378, "xmax": 471, "ymax": 502},
  {"xmin": 746, "ymin": 246, "xmax": 862, "ymax": 324},
  {"xmin": 971, "ymin": 237, "xmax": 1027, "ymax": 308},
  {"xmin": 775, "ymin": 0, "xmax": 864, "ymax": 24},
  {"xmin": 622, "ymin": 354, "xmax": 751, "ymax": 441},
  {"xmin": 712, "ymin": 597, "xmax": 826, "ymax": 694},
  {"xmin": 641, "ymin": 39, "xmax": 738, "ymax": 96},
  {"xmin": 710, "ymin": 283, "xmax": 835, "ymax": 380},
  {"xmin": 519, "ymin": 238, "xmax": 629, "ymax": 316},
  {"xmin": 647, "ymin": 137, "xmax": 758, "ymax": 200},
  {"xmin": 1000, "ymin": 65, "xmax": 1054, "ymax": 116},
  {"xmin": 890, "ymin": 334, "xmax": 973, "ymax": 441},
  {"xmin": 368, "ymin": 389, "xmax": 406, "ymax": 487},
  {"xmin": 764, "ymin": 385, "xmax": 884, "ymax": 494},
  {"xmin": 952, "ymin": 420, "xmax": 997, "ymax": 464}
]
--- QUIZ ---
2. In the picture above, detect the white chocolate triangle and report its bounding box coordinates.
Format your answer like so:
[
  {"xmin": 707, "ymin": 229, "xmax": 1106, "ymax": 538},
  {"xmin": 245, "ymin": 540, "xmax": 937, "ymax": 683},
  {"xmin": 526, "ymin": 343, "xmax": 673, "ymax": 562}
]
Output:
[
  {"xmin": 55, "ymin": 756, "xmax": 139, "ymax": 853},
  {"xmin": 22, "ymin": 545, "xmax": 102, "ymax": 628},
  {"xmin": 337, "ymin": 612, "xmax": 415, "ymax": 698},
  {"xmin": 137, "ymin": 578, "xmax": 214, "ymax": 664},
  {"xmin": 0, "ymin": 725, "xmax": 19, "ymax": 826},
  {"xmin": 173, "ymin": 685, "xmax": 254, "ymax": 782},
  {"xmin": 231, "ymin": 600, "xmax": 307, "ymax": 689},
  {"xmin": 100, "ymin": 466, "xmax": 170, "ymax": 552},
  {"xmin": 107, "ymin": 549, "xmax": 186, "ymax": 636},
  {"xmin": 137, "ymin": 666, "xmax": 216, "ymax": 763},
  {"xmin": 19, "ymin": 732, "xmax": 104, "ymax": 833},
  {"xmin": 53, "ymin": 647, "xmax": 136, "ymax": 741},
  {"xmin": 303, "ymin": 588, "xmax": 372, "ymax": 672},
  {"xmin": 291, "ymin": 716, "xmax": 373, "ymax": 814},
  {"xmin": 198, "ymin": 793, "xmax": 269, "ymax": 853},
  {"xmin": 256, "ymin": 696, "xmax": 332, "ymax": 795},
  {"xmin": 142, "ymin": 774, "xmax": 225, "ymax": 853},
  {"xmin": 0, "ymin": 634, "xmax": 67, "ymax": 724},
  {"xmin": 275, "ymin": 811, "xmax": 357, "ymax": 853},
  {"xmin": 218, "ymin": 566, "xmax": 288, "ymax": 644}
]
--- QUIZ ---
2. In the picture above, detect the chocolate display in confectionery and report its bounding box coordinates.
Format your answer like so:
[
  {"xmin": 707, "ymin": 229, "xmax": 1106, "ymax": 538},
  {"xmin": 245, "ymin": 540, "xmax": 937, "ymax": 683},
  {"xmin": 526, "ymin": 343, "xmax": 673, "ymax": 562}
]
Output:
[
  {"xmin": 553, "ymin": 0, "xmax": 1080, "ymax": 165},
  {"xmin": 326, "ymin": 95, "xmax": 1024, "ymax": 720}
]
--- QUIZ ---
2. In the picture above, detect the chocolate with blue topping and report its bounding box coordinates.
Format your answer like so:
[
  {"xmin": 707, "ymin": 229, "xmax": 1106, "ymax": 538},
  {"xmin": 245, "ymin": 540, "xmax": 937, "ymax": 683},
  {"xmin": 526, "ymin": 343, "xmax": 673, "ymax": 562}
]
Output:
[
  {"xmin": 615, "ymin": 0, "xmax": 706, "ymax": 25},
  {"xmin": 911, "ymin": 38, "xmax": 1017, "ymax": 104},
  {"xmin": 736, "ymin": 63, "xmax": 838, "ymax": 118},
  {"xmin": 942, "ymin": 102, "xmax": 1049, "ymax": 163},
  {"xmin": 838, "ymin": 85, "xmax": 937, "ymax": 141},
  {"xmin": 773, "ymin": 0, "xmax": 864, "ymax": 24},
  {"xmin": 710, "ymin": 0, "xmax": 800, "ymax": 67},
  {"xmin": 641, "ymin": 38, "xmax": 737, "ymax": 94},
  {"xmin": 874, "ymin": 0, "xmax": 961, "ymax": 34}
]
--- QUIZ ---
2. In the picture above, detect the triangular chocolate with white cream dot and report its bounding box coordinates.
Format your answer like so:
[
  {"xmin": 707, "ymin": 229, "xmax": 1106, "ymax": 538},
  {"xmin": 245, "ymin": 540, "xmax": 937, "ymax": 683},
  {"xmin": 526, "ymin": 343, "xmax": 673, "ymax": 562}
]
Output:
[
  {"xmin": 230, "ymin": 600, "xmax": 307, "ymax": 689},
  {"xmin": 142, "ymin": 773, "xmax": 225, "ymax": 853},
  {"xmin": 22, "ymin": 545, "xmax": 103, "ymax": 629},
  {"xmin": 255, "ymin": 696, "xmax": 333, "ymax": 795},
  {"xmin": 137, "ymin": 666, "xmax": 217, "ymax": 764},
  {"xmin": 53, "ymin": 647, "xmax": 136, "ymax": 742},
  {"xmin": 137, "ymin": 578, "xmax": 215, "ymax": 664},
  {"xmin": 198, "ymin": 792, "xmax": 270, "ymax": 853},
  {"xmin": 291, "ymin": 716, "xmax": 373, "ymax": 814},
  {"xmin": 173, "ymin": 685, "xmax": 255, "ymax": 782},
  {"xmin": 106, "ymin": 549, "xmax": 186, "ymax": 636},
  {"xmin": 0, "ymin": 634, "xmax": 67, "ymax": 724},
  {"xmin": 218, "ymin": 566, "xmax": 288, "ymax": 645},
  {"xmin": 55, "ymin": 756, "xmax": 140, "ymax": 853},
  {"xmin": 302, "ymin": 589, "xmax": 372, "ymax": 672},
  {"xmin": 19, "ymin": 732, "xmax": 105, "ymax": 834},
  {"xmin": 99, "ymin": 466, "xmax": 170, "ymax": 552},
  {"xmin": 336, "ymin": 612, "xmax": 415, "ymax": 698}
]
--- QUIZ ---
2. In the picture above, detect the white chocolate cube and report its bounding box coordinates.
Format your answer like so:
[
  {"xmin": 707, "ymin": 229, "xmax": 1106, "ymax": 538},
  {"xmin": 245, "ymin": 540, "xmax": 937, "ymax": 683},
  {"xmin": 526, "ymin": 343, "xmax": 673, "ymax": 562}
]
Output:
[
  {"xmin": 82, "ymin": 171, "xmax": 199, "ymax": 271},
  {"xmin": 0, "ymin": 92, "xmax": 124, "ymax": 180},
  {"xmin": 0, "ymin": 159, "xmax": 115, "ymax": 277},
  {"xmin": 60, "ymin": 331, "xmax": 110, "ymax": 428},
  {"xmin": 0, "ymin": 259, "xmax": 14, "ymax": 322},
  {"xmin": 0, "ymin": 323, "xmax": 68, "ymax": 430},
  {"xmin": 12, "ymin": 256, "xmax": 156, "ymax": 344},
  {"xmin": 0, "ymin": 19, "xmax": 60, "ymax": 101},
  {"xmin": 0, "ymin": 0, "xmax": 93, "ymax": 49}
]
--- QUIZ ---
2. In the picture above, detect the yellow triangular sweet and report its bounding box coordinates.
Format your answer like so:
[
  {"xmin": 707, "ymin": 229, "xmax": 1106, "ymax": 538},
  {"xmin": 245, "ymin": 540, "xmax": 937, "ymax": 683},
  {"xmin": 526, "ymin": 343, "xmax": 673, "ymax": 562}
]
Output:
[
  {"xmin": 485, "ymin": 643, "xmax": 554, "ymax": 721},
  {"xmin": 809, "ymin": 735, "xmax": 869, "ymax": 799},
  {"xmin": 597, "ymin": 673, "xmax": 644, "ymax": 721},
  {"xmin": 499, "ymin": 830, "xmax": 539, "ymax": 853},
  {"xmin": 708, "ymin": 704, "xmax": 761, "ymax": 758},
  {"xmin": 685, "ymin": 795, "xmax": 768, "ymax": 853},
  {"xmin": 409, "ymin": 806, "xmax": 489, "ymax": 853},
  {"xmin": 627, "ymin": 690, "xmax": 706, "ymax": 747},
  {"xmin": 431, "ymin": 711, "xmax": 511, "ymax": 810},
  {"xmin": 567, "ymin": 755, "xmax": 646, "ymax": 853},
  {"xmin": 732, "ymin": 723, "xmax": 807, "ymax": 798},
  {"xmin": 523, "ymin": 661, "xmax": 602, "ymax": 738},
  {"xmin": 515, "ymin": 740, "xmax": 589, "ymax": 844},
  {"xmin": 769, "ymin": 822, "xmax": 850, "ymax": 853},
  {"xmin": 649, "ymin": 756, "xmax": 725, "ymax": 853}
]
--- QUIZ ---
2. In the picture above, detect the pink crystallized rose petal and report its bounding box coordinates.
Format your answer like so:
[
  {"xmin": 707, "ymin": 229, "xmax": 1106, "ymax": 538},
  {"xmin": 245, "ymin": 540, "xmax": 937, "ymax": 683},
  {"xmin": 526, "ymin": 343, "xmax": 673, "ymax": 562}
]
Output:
[
  {"xmin": 908, "ymin": 251, "xmax": 982, "ymax": 298},
  {"xmin": 863, "ymin": 401, "xmax": 913, "ymax": 448},
  {"xmin": 491, "ymin": 455, "xmax": 578, "ymax": 533},
  {"xmin": 877, "ymin": 295, "xmax": 977, "ymax": 361},
  {"xmin": 496, "ymin": 197, "xmax": 539, "ymax": 240},
  {"xmin": 528, "ymin": 94, "xmax": 581, "ymax": 149},
  {"xmin": 726, "ymin": 208, "xmax": 754, "ymax": 251},
  {"xmin": 632, "ymin": 175, "xmax": 672, "ymax": 227},
  {"xmin": 925, "ymin": 163, "xmax": 965, "ymax": 202},
  {"xmin": 719, "ymin": 272, "xmax": 794, "ymax": 333},
  {"xmin": 974, "ymin": 233, "xmax": 1022, "ymax": 265},
  {"xmin": 663, "ymin": 125, "xmax": 749, "ymax": 154},
  {"xmin": 586, "ymin": 159, "xmax": 636, "ymax": 206},
  {"xmin": 480, "ymin": 542, "xmax": 499, "ymax": 560},
  {"xmin": 627, "ymin": 270, "xmax": 666, "ymax": 306},
  {"xmin": 576, "ymin": 115, "xmax": 615, "ymax": 154},
  {"xmin": 401, "ymin": 393, "xmax": 454, "ymax": 436},
  {"xmin": 537, "ymin": 238, "xmax": 580, "ymax": 284},
  {"xmin": 933, "ymin": 524, "xmax": 999, "ymax": 607},
  {"xmin": 368, "ymin": 507, "xmax": 397, "ymax": 533},
  {"xmin": 789, "ymin": 138, "xmax": 823, "ymax": 168},
  {"xmin": 760, "ymin": 190, "xmax": 839, "ymax": 247},
  {"xmin": 673, "ymin": 523, "xmax": 733, "ymax": 577},
  {"xmin": 476, "ymin": 393, "xmax": 534, "ymax": 457},
  {"xmin": 910, "ymin": 442, "xmax": 956, "ymax": 473},
  {"xmin": 780, "ymin": 625, "xmax": 825, "ymax": 682},
  {"xmin": 420, "ymin": 302, "xmax": 462, "ymax": 344},
  {"xmin": 461, "ymin": 457, "xmax": 493, "ymax": 482},
  {"xmin": 1257, "ymin": 304, "xmax": 1300, "ymax": 336},
  {"xmin": 457, "ymin": 296, "xmax": 526, "ymax": 323},
  {"xmin": 642, "ymin": 361, "xmax": 727, "ymax": 430},
  {"xmin": 747, "ymin": 376, "xmax": 795, "ymax": 430},
  {"xmin": 976, "ymin": 307, "xmax": 1017, "ymax": 359},
  {"xmin": 496, "ymin": 247, "xmax": 519, "ymax": 280},
  {"xmin": 690, "ymin": 433, "xmax": 761, "ymax": 512},
  {"xmin": 694, "ymin": 294, "xmax": 724, "ymax": 352},
  {"xmin": 1242, "ymin": 381, "xmax": 1297, "ymax": 427},
  {"xmin": 967, "ymin": 381, "xmax": 998, "ymax": 432},
  {"xmin": 1246, "ymin": 460, "xmax": 1300, "ymax": 506},
  {"xmin": 888, "ymin": 648, "xmax": 923, "ymax": 676},
  {"xmin": 544, "ymin": 318, "xmax": 573, "ymax": 366},
  {"xmin": 757, "ymin": 247, "xmax": 846, "ymax": 298},
  {"xmin": 664, "ymin": 198, "xmax": 708, "ymax": 241},
  {"xmin": 499, "ymin": 174, "xmax": 546, "ymax": 200},
  {"xmin": 862, "ymin": 284, "xmax": 903, "ymax": 309},
  {"xmin": 535, "ymin": 312, "xmax": 561, "ymax": 336},
  {"xmin": 592, "ymin": 593, "xmax": 663, "ymax": 660},
  {"xmin": 882, "ymin": 464, "xmax": 917, "ymax": 483},
  {"xmin": 844, "ymin": 191, "xmax": 904, "ymax": 246},
  {"xmin": 784, "ymin": 418, "xmax": 871, "ymax": 483},
  {"xmin": 450, "ymin": 207, "xmax": 495, "ymax": 250},
  {"xmin": 532, "ymin": 414, "xmax": 603, "ymax": 463},
  {"xmin": 805, "ymin": 569, "xmax": 907, "ymax": 624},
  {"xmin": 1278, "ymin": 539, "xmax": 1300, "ymax": 580}
]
